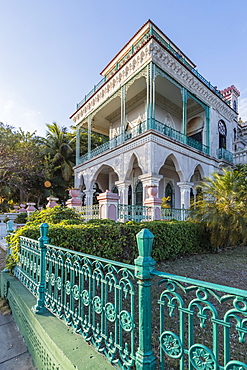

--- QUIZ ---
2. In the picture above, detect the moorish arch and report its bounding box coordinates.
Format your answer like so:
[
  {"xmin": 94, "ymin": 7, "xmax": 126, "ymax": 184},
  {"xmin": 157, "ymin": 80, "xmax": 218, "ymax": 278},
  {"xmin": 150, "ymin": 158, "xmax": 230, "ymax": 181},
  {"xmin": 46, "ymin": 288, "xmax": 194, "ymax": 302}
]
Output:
[
  {"xmin": 125, "ymin": 152, "xmax": 144, "ymax": 182},
  {"xmin": 90, "ymin": 164, "xmax": 120, "ymax": 194},
  {"xmin": 158, "ymin": 154, "xmax": 184, "ymax": 209}
]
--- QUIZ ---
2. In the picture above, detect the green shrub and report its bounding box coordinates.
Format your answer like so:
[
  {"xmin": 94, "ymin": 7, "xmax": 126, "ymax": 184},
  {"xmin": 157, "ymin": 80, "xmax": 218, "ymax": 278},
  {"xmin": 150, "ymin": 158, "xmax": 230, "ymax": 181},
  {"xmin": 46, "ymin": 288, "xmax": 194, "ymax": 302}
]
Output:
[
  {"xmin": 14, "ymin": 212, "xmax": 27, "ymax": 224},
  {"xmin": 7, "ymin": 219, "xmax": 212, "ymax": 271},
  {"xmin": 27, "ymin": 206, "xmax": 83, "ymax": 225}
]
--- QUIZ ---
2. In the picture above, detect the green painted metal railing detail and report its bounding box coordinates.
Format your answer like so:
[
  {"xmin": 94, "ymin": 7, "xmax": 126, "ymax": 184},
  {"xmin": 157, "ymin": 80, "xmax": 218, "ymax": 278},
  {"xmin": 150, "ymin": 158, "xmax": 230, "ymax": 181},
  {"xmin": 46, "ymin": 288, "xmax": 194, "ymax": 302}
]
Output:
[
  {"xmin": 14, "ymin": 236, "xmax": 40, "ymax": 297},
  {"xmin": 74, "ymin": 204, "xmax": 100, "ymax": 220},
  {"xmin": 14, "ymin": 224, "xmax": 247, "ymax": 369},
  {"xmin": 161, "ymin": 206, "xmax": 187, "ymax": 221},
  {"xmin": 217, "ymin": 148, "xmax": 234, "ymax": 163},
  {"xmin": 151, "ymin": 269, "xmax": 247, "ymax": 370},
  {"xmin": 76, "ymin": 25, "xmax": 229, "ymax": 110},
  {"xmin": 78, "ymin": 119, "xmax": 210, "ymax": 165},
  {"xmin": 118, "ymin": 204, "xmax": 152, "ymax": 222}
]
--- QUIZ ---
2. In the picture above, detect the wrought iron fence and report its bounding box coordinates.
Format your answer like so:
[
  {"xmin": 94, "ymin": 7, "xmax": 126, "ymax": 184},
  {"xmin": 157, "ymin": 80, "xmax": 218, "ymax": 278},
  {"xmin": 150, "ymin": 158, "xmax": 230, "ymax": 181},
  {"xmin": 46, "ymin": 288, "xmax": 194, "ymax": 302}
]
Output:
[
  {"xmin": 13, "ymin": 224, "xmax": 247, "ymax": 369},
  {"xmin": 74, "ymin": 205, "xmax": 100, "ymax": 220},
  {"xmin": 161, "ymin": 206, "xmax": 187, "ymax": 221},
  {"xmin": 78, "ymin": 118, "xmax": 210, "ymax": 165},
  {"xmin": 217, "ymin": 148, "xmax": 234, "ymax": 164},
  {"xmin": 118, "ymin": 204, "xmax": 152, "ymax": 222},
  {"xmin": 151, "ymin": 269, "xmax": 247, "ymax": 370}
]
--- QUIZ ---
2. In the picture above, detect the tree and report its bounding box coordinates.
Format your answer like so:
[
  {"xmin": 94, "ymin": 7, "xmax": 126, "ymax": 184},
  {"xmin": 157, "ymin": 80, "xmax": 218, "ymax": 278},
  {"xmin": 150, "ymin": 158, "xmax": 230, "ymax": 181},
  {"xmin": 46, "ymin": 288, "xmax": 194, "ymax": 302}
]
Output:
[
  {"xmin": 189, "ymin": 168, "xmax": 247, "ymax": 250},
  {"xmin": 0, "ymin": 124, "xmax": 47, "ymax": 209}
]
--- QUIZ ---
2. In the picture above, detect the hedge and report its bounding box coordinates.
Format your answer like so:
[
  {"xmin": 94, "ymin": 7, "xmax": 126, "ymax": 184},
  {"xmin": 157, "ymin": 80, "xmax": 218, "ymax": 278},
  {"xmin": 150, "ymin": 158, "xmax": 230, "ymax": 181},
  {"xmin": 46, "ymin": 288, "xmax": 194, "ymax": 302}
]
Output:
[{"xmin": 7, "ymin": 220, "xmax": 213, "ymax": 269}]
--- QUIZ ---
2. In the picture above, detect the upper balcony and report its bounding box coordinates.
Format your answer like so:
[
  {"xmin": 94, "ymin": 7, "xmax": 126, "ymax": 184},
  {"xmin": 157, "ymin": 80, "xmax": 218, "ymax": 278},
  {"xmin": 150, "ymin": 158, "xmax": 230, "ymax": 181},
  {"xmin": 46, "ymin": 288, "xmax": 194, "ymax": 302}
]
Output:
[
  {"xmin": 74, "ymin": 21, "xmax": 229, "ymax": 112},
  {"xmin": 77, "ymin": 118, "xmax": 210, "ymax": 165}
]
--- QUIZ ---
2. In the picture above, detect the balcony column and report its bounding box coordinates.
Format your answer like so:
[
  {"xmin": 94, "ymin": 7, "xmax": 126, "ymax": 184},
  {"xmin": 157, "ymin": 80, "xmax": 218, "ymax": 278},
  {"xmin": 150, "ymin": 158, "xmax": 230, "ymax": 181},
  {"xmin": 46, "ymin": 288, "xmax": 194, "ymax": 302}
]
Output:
[
  {"xmin": 146, "ymin": 62, "xmax": 156, "ymax": 128},
  {"xmin": 76, "ymin": 125, "xmax": 80, "ymax": 165},
  {"xmin": 120, "ymin": 85, "xmax": 126, "ymax": 142},
  {"xmin": 177, "ymin": 182, "xmax": 193, "ymax": 210},
  {"xmin": 205, "ymin": 105, "xmax": 210, "ymax": 153},
  {"xmin": 181, "ymin": 87, "xmax": 188, "ymax": 136},
  {"xmin": 87, "ymin": 115, "xmax": 92, "ymax": 160},
  {"xmin": 114, "ymin": 180, "xmax": 131, "ymax": 205},
  {"xmin": 84, "ymin": 189, "xmax": 94, "ymax": 206}
]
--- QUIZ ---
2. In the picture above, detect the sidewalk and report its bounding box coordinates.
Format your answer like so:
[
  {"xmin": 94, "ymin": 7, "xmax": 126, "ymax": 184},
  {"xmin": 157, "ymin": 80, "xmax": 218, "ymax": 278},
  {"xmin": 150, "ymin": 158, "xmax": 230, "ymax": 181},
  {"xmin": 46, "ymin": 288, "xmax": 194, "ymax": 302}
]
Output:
[{"xmin": 0, "ymin": 311, "xmax": 36, "ymax": 369}]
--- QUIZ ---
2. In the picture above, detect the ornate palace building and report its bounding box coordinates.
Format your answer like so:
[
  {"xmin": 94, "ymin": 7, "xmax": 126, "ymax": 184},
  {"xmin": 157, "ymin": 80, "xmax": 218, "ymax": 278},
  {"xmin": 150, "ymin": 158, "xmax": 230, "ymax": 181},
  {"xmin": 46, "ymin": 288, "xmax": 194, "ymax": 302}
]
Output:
[{"xmin": 70, "ymin": 20, "xmax": 239, "ymax": 211}]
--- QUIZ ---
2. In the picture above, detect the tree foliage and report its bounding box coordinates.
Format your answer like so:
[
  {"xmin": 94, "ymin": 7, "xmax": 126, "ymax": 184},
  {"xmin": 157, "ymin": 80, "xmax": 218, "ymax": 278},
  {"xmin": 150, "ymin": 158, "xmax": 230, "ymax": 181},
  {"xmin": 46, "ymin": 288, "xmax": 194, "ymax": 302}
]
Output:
[{"xmin": 189, "ymin": 167, "xmax": 247, "ymax": 249}]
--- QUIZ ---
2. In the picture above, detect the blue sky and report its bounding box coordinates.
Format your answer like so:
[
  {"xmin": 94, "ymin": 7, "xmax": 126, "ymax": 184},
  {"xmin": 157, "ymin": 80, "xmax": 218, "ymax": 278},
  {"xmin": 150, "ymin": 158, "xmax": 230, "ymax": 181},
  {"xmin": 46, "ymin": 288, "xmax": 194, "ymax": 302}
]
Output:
[{"xmin": 1, "ymin": 0, "xmax": 247, "ymax": 137}]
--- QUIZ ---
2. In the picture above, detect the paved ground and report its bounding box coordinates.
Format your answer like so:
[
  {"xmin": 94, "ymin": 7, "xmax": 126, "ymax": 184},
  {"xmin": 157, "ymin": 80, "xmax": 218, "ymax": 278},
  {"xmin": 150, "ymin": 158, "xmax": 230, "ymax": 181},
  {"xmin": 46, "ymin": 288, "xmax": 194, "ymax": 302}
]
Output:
[
  {"xmin": 0, "ymin": 312, "xmax": 36, "ymax": 369},
  {"xmin": 0, "ymin": 244, "xmax": 36, "ymax": 369}
]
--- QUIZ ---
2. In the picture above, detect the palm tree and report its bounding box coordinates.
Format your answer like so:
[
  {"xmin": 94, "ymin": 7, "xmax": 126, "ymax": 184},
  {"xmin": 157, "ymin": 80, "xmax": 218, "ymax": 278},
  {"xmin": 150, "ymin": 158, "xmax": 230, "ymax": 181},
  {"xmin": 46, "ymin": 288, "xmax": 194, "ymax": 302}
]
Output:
[
  {"xmin": 189, "ymin": 168, "xmax": 247, "ymax": 250},
  {"xmin": 44, "ymin": 122, "xmax": 75, "ymax": 182}
]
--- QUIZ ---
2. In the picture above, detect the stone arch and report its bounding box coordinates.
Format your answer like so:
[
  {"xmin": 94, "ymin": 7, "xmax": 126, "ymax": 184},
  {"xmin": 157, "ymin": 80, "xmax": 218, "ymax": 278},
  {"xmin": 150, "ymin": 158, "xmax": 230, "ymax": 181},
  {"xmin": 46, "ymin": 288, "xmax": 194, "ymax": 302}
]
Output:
[
  {"xmin": 125, "ymin": 152, "xmax": 144, "ymax": 181},
  {"xmin": 189, "ymin": 163, "xmax": 205, "ymax": 183},
  {"xmin": 89, "ymin": 164, "xmax": 119, "ymax": 193},
  {"xmin": 157, "ymin": 153, "xmax": 184, "ymax": 182}
]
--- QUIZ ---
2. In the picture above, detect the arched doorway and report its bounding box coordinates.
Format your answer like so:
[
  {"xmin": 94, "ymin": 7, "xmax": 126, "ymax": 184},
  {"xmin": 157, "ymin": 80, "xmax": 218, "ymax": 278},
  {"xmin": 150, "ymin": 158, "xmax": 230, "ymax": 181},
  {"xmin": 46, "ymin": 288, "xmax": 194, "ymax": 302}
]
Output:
[
  {"xmin": 134, "ymin": 180, "xmax": 143, "ymax": 206},
  {"xmin": 165, "ymin": 182, "xmax": 174, "ymax": 208}
]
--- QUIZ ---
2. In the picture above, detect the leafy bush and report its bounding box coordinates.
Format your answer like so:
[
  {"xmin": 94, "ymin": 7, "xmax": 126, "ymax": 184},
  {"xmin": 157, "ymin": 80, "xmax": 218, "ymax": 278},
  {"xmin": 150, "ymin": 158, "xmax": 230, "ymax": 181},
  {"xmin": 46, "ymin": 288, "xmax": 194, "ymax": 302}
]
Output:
[
  {"xmin": 27, "ymin": 206, "xmax": 83, "ymax": 225},
  {"xmin": 7, "ymin": 219, "xmax": 212, "ymax": 271},
  {"xmin": 14, "ymin": 212, "xmax": 27, "ymax": 224}
]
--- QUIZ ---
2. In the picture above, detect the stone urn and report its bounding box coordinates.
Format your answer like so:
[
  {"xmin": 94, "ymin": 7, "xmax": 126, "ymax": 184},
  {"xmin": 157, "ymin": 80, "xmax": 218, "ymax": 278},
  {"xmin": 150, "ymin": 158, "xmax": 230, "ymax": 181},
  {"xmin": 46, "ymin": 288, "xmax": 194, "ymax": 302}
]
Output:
[
  {"xmin": 19, "ymin": 204, "xmax": 26, "ymax": 213},
  {"xmin": 147, "ymin": 185, "xmax": 158, "ymax": 197},
  {"xmin": 69, "ymin": 189, "xmax": 80, "ymax": 198}
]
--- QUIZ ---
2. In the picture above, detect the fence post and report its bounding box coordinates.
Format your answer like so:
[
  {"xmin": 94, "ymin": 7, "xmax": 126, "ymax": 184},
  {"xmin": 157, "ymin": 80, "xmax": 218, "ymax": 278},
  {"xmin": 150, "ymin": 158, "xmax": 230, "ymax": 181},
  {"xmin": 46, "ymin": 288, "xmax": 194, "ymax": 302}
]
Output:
[
  {"xmin": 3, "ymin": 220, "xmax": 14, "ymax": 272},
  {"xmin": 135, "ymin": 229, "xmax": 156, "ymax": 370},
  {"xmin": 33, "ymin": 223, "xmax": 49, "ymax": 314}
]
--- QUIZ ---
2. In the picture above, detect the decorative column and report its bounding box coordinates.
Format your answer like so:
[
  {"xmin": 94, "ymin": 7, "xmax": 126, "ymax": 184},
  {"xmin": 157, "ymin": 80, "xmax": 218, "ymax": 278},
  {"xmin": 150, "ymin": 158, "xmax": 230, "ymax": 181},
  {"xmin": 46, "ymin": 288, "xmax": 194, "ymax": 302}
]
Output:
[
  {"xmin": 181, "ymin": 87, "xmax": 187, "ymax": 136},
  {"xmin": 205, "ymin": 106, "xmax": 210, "ymax": 153},
  {"xmin": 33, "ymin": 223, "xmax": 49, "ymax": 314},
  {"xmin": 135, "ymin": 229, "xmax": 156, "ymax": 369},
  {"xmin": 121, "ymin": 85, "xmax": 126, "ymax": 142},
  {"xmin": 88, "ymin": 115, "xmax": 92, "ymax": 160},
  {"xmin": 146, "ymin": 62, "xmax": 155, "ymax": 128},
  {"xmin": 66, "ymin": 189, "xmax": 82, "ymax": 208},
  {"xmin": 76, "ymin": 125, "xmax": 80, "ymax": 165},
  {"xmin": 115, "ymin": 180, "xmax": 131, "ymax": 204},
  {"xmin": 138, "ymin": 173, "xmax": 162, "ymax": 204},
  {"xmin": 84, "ymin": 189, "xmax": 94, "ymax": 206},
  {"xmin": 144, "ymin": 186, "xmax": 162, "ymax": 221},
  {"xmin": 97, "ymin": 190, "xmax": 120, "ymax": 221},
  {"xmin": 46, "ymin": 197, "xmax": 59, "ymax": 208},
  {"xmin": 177, "ymin": 182, "xmax": 193, "ymax": 210}
]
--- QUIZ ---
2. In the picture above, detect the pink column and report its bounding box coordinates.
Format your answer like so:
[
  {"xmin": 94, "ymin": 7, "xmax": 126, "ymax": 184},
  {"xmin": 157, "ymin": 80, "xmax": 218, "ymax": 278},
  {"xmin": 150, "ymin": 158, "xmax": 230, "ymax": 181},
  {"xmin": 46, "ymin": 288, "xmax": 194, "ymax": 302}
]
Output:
[
  {"xmin": 66, "ymin": 189, "xmax": 82, "ymax": 208},
  {"xmin": 144, "ymin": 186, "xmax": 162, "ymax": 221},
  {"xmin": 46, "ymin": 197, "xmax": 59, "ymax": 208},
  {"xmin": 97, "ymin": 190, "xmax": 120, "ymax": 221}
]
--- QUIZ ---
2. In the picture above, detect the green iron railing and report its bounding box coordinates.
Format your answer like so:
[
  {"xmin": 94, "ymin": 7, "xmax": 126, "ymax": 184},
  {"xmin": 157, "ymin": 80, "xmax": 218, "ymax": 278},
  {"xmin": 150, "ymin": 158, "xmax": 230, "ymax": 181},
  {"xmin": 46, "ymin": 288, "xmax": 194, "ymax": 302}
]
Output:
[
  {"xmin": 161, "ymin": 206, "xmax": 187, "ymax": 221},
  {"xmin": 118, "ymin": 204, "xmax": 151, "ymax": 222},
  {"xmin": 78, "ymin": 119, "xmax": 209, "ymax": 164},
  {"xmin": 217, "ymin": 148, "xmax": 234, "ymax": 164},
  {"xmin": 13, "ymin": 225, "xmax": 247, "ymax": 369},
  {"xmin": 76, "ymin": 25, "xmax": 229, "ymax": 110}
]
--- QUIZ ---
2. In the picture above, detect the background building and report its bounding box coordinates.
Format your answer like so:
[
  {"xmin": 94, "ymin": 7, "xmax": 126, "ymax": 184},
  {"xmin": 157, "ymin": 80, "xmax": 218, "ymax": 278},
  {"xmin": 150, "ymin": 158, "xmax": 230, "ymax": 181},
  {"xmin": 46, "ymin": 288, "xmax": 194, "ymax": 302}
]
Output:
[{"xmin": 70, "ymin": 20, "xmax": 239, "ymax": 210}]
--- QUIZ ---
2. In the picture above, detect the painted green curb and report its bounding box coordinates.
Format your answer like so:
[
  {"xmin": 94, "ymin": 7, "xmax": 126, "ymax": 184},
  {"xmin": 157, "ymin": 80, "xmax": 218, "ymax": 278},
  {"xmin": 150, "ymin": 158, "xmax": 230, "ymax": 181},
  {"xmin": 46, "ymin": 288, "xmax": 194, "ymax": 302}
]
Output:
[{"xmin": 0, "ymin": 271, "xmax": 114, "ymax": 370}]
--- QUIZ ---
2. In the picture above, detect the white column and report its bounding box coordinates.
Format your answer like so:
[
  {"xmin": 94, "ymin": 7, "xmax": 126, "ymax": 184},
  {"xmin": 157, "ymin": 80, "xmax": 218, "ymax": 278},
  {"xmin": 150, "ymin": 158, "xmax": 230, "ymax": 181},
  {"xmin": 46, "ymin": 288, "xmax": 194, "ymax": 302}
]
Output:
[
  {"xmin": 114, "ymin": 180, "xmax": 131, "ymax": 205},
  {"xmin": 84, "ymin": 189, "xmax": 94, "ymax": 206},
  {"xmin": 177, "ymin": 182, "xmax": 193, "ymax": 209}
]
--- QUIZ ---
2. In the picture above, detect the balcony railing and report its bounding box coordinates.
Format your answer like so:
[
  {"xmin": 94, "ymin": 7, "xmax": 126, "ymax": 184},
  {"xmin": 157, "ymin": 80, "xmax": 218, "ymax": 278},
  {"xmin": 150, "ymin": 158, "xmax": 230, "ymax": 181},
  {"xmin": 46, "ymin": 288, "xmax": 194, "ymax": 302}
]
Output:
[
  {"xmin": 78, "ymin": 119, "xmax": 209, "ymax": 164},
  {"xmin": 216, "ymin": 147, "xmax": 234, "ymax": 163},
  {"xmin": 76, "ymin": 25, "xmax": 229, "ymax": 110}
]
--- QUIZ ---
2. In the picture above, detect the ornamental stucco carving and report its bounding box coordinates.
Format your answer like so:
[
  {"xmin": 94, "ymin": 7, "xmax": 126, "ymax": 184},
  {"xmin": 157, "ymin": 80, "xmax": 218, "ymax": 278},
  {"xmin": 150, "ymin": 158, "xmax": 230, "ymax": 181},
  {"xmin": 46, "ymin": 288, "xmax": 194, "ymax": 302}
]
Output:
[
  {"xmin": 73, "ymin": 45, "xmax": 152, "ymax": 125},
  {"xmin": 150, "ymin": 40, "xmax": 237, "ymax": 122}
]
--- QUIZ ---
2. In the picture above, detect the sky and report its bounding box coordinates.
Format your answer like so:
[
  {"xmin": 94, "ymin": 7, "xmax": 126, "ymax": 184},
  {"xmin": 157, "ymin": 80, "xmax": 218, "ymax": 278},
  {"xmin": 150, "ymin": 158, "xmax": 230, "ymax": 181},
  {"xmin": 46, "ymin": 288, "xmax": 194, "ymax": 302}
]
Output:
[{"xmin": 1, "ymin": 0, "xmax": 247, "ymax": 137}]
